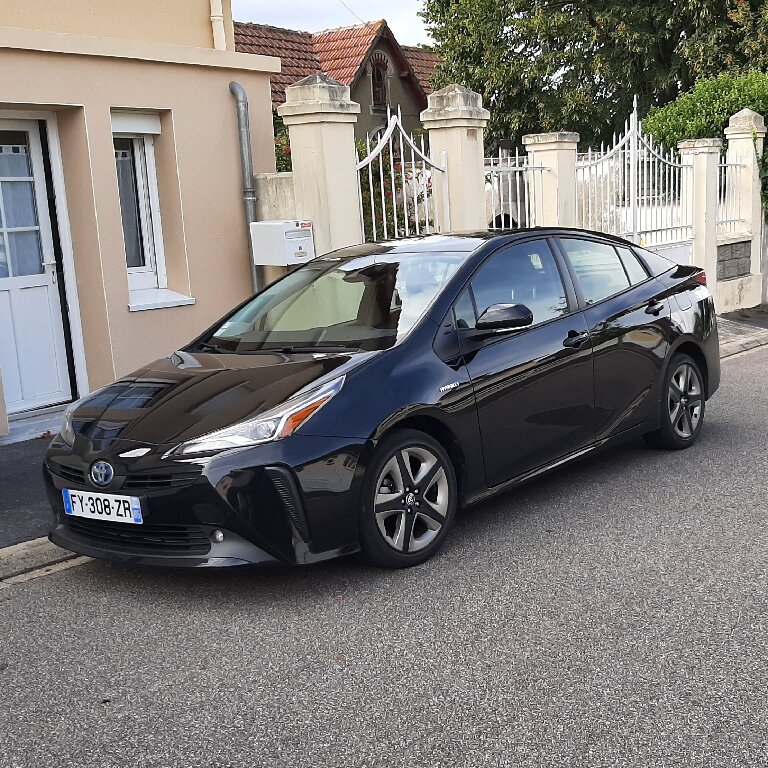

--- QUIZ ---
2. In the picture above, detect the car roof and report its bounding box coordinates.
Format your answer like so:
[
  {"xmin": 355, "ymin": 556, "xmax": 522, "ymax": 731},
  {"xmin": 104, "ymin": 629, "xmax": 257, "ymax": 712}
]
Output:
[{"xmin": 320, "ymin": 229, "xmax": 637, "ymax": 261}]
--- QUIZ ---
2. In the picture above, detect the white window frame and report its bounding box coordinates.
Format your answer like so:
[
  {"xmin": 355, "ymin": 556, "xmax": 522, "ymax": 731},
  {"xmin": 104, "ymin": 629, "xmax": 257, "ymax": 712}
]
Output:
[{"xmin": 113, "ymin": 131, "xmax": 167, "ymax": 293}]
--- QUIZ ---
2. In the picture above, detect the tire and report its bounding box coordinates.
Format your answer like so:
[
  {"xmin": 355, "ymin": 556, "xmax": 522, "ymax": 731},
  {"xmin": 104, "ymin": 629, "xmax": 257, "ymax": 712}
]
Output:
[
  {"xmin": 359, "ymin": 429, "xmax": 457, "ymax": 568},
  {"xmin": 644, "ymin": 353, "xmax": 706, "ymax": 450}
]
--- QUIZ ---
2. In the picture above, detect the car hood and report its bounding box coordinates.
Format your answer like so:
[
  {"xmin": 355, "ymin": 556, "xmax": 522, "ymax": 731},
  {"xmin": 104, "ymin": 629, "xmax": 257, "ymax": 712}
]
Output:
[{"xmin": 70, "ymin": 349, "xmax": 373, "ymax": 449}]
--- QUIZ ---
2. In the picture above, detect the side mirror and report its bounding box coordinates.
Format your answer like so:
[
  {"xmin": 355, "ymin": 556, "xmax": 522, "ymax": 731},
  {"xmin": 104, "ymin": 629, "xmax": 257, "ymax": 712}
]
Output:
[{"xmin": 475, "ymin": 303, "xmax": 533, "ymax": 331}]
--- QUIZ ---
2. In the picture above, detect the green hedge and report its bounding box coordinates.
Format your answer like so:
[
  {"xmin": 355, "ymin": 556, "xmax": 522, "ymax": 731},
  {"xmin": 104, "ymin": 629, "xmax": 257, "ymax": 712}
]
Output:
[{"xmin": 643, "ymin": 72, "xmax": 768, "ymax": 148}]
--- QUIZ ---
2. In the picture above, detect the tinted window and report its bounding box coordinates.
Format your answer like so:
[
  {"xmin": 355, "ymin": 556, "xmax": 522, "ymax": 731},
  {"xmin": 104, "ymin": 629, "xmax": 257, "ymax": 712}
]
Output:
[
  {"xmin": 560, "ymin": 238, "xmax": 630, "ymax": 304},
  {"xmin": 635, "ymin": 246, "xmax": 675, "ymax": 276},
  {"xmin": 205, "ymin": 252, "xmax": 465, "ymax": 353},
  {"xmin": 616, "ymin": 246, "xmax": 649, "ymax": 285},
  {"xmin": 470, "ymin": 241, "xmax": 568, "ymax": 327}
]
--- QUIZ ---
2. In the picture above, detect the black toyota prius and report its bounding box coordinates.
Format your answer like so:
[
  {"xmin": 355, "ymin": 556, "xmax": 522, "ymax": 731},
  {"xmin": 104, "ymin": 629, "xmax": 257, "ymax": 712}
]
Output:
[{"xmin": 45, "ymin": 229, "xmax": 720, "ymax": 569}]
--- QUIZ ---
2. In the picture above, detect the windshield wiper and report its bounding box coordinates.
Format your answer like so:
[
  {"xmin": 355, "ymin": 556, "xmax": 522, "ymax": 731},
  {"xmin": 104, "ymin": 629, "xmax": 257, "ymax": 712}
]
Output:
[
  {"xmin": 269, "ymin": 345, "xmax": 356, "ymax": 354},
  {"xmin": 196, "ymin": 341, "xmax": 230, "ymax": 354}
]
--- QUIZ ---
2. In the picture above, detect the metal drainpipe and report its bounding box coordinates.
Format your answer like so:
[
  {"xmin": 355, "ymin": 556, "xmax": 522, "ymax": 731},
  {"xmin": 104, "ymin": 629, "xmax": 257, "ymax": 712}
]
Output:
[{"xmin": 229, "ymin": 81, "xmax": 264, "ymax": 294}]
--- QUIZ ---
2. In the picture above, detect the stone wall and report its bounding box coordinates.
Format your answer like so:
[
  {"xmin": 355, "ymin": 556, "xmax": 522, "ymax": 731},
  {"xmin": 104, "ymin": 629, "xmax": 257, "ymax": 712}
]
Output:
[{"xmin": 717, "ymin": 239, "xmax": 752, "ymax": 281}]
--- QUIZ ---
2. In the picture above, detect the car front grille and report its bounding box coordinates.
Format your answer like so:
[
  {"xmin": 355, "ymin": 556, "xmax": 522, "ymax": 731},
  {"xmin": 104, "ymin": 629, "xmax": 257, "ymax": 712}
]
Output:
[
  {"xmin": 47, "ymin": 462, "xmax": 87, "ymax": 485},
  {"xmin": 122, "ymin": 469, "xmax": 202, "ymax": 490},
  {"xmin": 64, "ymin": 517, "xmax": 211, "ymax": 556},
  {"xmin": 47, "ymin": 460, "xmax": 202, "ymax": 492}
]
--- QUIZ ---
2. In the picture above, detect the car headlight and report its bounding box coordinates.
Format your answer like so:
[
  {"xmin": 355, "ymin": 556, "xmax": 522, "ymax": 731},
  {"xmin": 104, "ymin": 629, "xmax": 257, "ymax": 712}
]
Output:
[
  {"xmin": 169, "ymin": 375, "xmax": 345, "ymax": 457},
  {"xmin": 59, "ymin": 399, "xmax": 81, "ymax": 446}
]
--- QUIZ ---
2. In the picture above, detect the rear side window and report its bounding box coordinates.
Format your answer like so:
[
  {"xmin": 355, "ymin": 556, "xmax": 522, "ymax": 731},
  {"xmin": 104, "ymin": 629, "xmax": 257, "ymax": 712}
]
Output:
[
  {"xmin": 616, "ymin": 246, "xmax": 649, "ymax": 285},
  {"xmin": 560, "ymin": 238, "xmax": 630, "ymax": 304},
  {"xmin": 634, "ymin": 246, "xmax": 675, "ymax": 276}
]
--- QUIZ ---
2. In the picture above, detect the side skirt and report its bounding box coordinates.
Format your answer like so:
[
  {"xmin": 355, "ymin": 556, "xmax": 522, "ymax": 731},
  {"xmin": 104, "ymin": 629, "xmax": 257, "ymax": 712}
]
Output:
[{"xmin": 463, "ymin": 420, "xmax": 653, "ymax": 508}]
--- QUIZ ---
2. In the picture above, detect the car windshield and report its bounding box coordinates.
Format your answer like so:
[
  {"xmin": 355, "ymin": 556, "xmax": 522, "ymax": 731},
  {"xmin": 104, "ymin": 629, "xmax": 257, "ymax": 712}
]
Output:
[{"xmin": 200, "ymin": 252, "xmax": 465, "ymax": 353}]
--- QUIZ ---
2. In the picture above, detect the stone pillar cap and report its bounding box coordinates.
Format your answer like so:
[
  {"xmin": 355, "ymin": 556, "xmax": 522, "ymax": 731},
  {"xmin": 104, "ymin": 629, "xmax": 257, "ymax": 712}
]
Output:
[
  {"xmin": 278, "ymin": 73, "xmax": 361, "ymax": 123},
  {"xmin": 522, "ymin": 131, "xmax": 580, "ymax": 146},
  {"xmin": 420, "ymin": 83, "xmax": 490, "ymax": 127},
  {"xmin": 678, "ymin": 137, "xmax": 723, "ymax": 151},
  {"xmin": 724, "ymin": 107, "xmax": 766, "ymax": 136}
]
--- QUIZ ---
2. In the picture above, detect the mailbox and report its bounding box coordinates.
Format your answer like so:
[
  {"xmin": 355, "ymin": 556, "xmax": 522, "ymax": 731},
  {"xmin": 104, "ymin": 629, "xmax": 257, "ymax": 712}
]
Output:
[{"xmin": 249, "ymin": 220, "xmax": 316, "ymax": 266}]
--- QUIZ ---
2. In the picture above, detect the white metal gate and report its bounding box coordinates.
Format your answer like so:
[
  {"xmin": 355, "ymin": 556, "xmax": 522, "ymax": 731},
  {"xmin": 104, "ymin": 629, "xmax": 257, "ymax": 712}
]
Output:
[
  {"xmin": 485, "ymin": 149, "xmax": 546, "ymax": 230},
  {"xmin": 575, "ymin": 98, "xmax": 693, "ymax": 255},
  {"xmin": 356, "ymin": 108, "xmax": 449, "ymax": 242}
]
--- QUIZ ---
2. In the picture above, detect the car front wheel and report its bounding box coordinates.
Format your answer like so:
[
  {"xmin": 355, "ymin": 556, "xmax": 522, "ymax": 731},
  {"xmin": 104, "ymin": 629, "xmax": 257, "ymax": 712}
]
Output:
[{"xmin": 359, "ymin": 429, "xmax": 457, "ymax": 568}]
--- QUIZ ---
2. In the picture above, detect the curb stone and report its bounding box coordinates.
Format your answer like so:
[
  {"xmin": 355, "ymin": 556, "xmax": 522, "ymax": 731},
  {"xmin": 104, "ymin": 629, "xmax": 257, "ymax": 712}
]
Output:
[
  {"xmin": 719, "ymin": 331, "xmax": 768, "ymax": 358},
  {"xmin": 0, "ymin": 536, "xmax": 78, "ymax": 581}
]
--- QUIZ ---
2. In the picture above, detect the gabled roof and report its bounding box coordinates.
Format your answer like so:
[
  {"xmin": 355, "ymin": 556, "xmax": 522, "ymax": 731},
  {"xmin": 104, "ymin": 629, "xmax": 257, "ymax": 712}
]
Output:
[
  {"xmin": 312, "ymin": 21, "xmax": 385, "ymax": 86},
  {"xmin": 234, "ymin": 19, "xmax": 442, "ymax": 110},
  {"xmin": 401, "ymin": 46, "xmax": 442, "ymax": 95}
]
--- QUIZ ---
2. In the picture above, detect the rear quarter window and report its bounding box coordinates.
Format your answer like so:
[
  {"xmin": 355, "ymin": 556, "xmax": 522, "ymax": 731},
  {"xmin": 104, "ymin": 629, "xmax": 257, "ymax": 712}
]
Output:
[
  {"xmin": 615, "ymin": 246, "xmax": 649, "ymax": 285},
  {"xmin": 634, "ymin": 246, "xmax": 675, "ymax": 276}
]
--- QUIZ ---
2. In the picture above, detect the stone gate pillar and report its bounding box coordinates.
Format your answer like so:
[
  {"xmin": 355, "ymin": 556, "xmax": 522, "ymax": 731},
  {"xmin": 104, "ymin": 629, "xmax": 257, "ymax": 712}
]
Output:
[
  {"xmin": 420, "ymin": 84, "xmax": 490, "ymax": 231},
  {"xmin": 278, "ymin": 74, "xmax": 363, "ymax": 255}
]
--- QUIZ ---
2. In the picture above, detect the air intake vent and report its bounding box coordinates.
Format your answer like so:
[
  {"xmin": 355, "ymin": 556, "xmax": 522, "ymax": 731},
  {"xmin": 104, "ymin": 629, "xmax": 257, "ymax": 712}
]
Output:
[{"xmin": 266, "ymin": 467, "xmax": 311, "ymax": 542}]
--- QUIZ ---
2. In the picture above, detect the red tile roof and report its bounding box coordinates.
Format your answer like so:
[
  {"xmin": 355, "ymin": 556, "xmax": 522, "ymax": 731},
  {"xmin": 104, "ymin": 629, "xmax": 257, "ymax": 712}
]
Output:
[
  {"xmin": 312, "ymin": 21, "xmax": 385, "ymax": 86},
  {"xmin": 234, "ymin": 23, "xmax": 319, "ymax": 108},
  {"xmin": 401, "ymin": 46, "xmax": 442, "ymax": 95},
  {"xmin": 234, "ymin": 19, "xmax": 441, "ymax": 110}
]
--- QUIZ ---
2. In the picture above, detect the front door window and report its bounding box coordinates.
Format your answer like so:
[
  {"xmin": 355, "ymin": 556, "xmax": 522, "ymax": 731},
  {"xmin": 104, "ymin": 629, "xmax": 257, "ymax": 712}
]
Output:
[{"xmin": 0, "ymin": 131, "xmax": 44, "ymax": 278}]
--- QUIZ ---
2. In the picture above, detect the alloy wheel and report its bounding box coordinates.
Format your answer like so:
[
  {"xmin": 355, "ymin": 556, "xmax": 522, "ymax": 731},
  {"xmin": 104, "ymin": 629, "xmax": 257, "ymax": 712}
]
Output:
[
  {"xmin": 374, "ymin": 446, "xmax": 450, "ymax": 554},
  {"xmin": 668, "ymin": 362, "xmax": 703, "ymax": 440}
]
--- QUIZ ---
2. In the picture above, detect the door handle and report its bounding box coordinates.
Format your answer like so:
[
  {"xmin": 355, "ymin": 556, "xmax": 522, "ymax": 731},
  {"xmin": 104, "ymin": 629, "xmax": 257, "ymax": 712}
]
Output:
[
  {"xmin": 645, "ymin": 300, "xmax": 665, "ymax": 316},
  {"xmin": 563, "ymin": 330, "xmax": 589, "ymax": 348}
]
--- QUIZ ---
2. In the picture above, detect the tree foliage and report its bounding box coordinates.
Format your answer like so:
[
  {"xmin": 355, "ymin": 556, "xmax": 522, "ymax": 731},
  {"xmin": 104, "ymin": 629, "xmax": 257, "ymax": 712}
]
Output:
[
  {"xmin": 421, "ymin": 0, "xmax": 768, "ymax": 147},
  {"xmin": 643, "ymin": 72, "xmax": 768, "ymax": 201}
]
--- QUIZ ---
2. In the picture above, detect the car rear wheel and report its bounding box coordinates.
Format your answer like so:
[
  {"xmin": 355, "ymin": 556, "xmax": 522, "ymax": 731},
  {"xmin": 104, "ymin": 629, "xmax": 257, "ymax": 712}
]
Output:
[
  {"xmin": 359, "ymin": 429, "xmax": 457, "ymax": 568},
  {"xmin": 645, "ymin": 353, "xmax": 706, "ymax": 450}
]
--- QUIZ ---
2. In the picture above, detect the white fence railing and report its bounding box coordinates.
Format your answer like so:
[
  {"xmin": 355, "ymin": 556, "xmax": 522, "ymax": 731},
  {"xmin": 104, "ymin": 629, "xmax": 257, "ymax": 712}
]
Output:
[
  {"xmin": 717, "ymin": 157, "xmax": 747, "ymax": 236},
  {"xmin": 356, "ymin": 108, "xmax": 448, "ymax": 242},
  {"xmin": 485, "ymin": 149, "xmax": 546, "ymax": 230},
  {"xmin": 575, "ymin": 99, "xmax": 693, "ymax": 247}
]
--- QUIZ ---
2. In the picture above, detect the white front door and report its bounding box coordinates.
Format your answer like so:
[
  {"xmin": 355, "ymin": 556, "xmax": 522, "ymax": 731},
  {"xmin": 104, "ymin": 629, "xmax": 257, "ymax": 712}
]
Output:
[{"xmin": 0, "ymin": 119, "xmax": 71, "ymax": 415}]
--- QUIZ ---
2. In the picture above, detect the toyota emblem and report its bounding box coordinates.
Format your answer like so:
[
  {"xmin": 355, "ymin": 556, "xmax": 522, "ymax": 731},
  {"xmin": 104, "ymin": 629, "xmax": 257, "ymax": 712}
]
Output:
[{"xmin": 90, "ymin": 461, "xmax": 114, "ymax": 488}]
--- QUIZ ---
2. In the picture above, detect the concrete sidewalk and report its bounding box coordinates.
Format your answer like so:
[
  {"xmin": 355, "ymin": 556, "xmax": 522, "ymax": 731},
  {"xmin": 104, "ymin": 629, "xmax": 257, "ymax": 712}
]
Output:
[{"xmin": 719, "ymin": 305, "xmax": 768, "ymax": 357}]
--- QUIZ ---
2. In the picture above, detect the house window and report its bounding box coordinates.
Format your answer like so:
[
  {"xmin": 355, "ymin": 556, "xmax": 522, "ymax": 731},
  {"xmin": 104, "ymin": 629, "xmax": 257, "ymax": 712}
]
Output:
[
  {"xmin": 114, "ymin": 135, "xmax": 165, "ymax": 292},
  {"xmin": 112, "ymin": 112, "xmax": 166, "ymax": 294},
  {"xmin": 371, "ymin": 54, "xmax": 388, "ymax": 108}
]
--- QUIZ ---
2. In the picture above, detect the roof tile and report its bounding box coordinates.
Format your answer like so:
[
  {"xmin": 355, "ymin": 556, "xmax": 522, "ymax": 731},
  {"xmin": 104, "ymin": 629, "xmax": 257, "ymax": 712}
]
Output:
[
  {"xmin": 234, "ymin": 20, "xmax": 442, "ymax": 109},
  {"xmin": 401, "ymin": 46, "xmax": 442, "ymax": 95}
]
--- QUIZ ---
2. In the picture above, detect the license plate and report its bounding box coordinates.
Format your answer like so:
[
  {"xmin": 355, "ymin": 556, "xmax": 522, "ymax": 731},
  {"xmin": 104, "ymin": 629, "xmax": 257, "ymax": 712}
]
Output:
[{"xmin": 62, "ymin": 488, "xmax": 143, "ymax": 524}]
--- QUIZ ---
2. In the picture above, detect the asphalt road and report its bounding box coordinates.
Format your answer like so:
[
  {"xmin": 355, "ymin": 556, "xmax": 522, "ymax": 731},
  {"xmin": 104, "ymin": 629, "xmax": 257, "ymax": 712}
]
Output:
[
  {"xmin": 2, "ymin": 347, "xmax": 768, "ymax": 767},
  {"xmin": 0, "ymin": 438, "xmax": 51, "ymax": 548}
]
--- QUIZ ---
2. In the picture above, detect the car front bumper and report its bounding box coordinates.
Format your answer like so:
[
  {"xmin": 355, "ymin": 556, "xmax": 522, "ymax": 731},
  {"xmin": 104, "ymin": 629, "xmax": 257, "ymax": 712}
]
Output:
[{"xmin": 44, "ymin": 434, "xmax": 373, "ymax": 568}]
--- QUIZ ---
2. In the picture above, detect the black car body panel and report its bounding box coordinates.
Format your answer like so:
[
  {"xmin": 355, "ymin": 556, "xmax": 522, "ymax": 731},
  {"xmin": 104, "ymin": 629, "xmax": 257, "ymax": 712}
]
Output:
[{"xmin": 46, "ymin": 229, "xmax": 720, "ymax": 567}]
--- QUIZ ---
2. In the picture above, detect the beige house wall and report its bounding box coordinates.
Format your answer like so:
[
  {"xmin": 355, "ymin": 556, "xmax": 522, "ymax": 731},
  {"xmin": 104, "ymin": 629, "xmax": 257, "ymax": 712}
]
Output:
[
  {"xmin": 0, "ymin": 31, "xmax": 278, "ymax": 435},
  {"xmin": 0, "ymin": 0, "xmax": 235, "ymax": 51}
]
